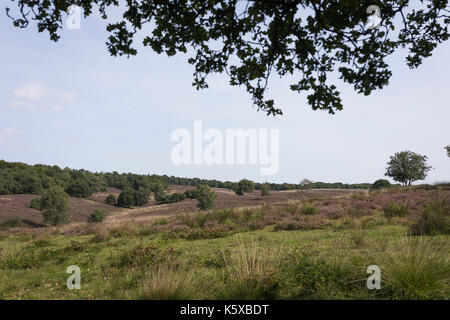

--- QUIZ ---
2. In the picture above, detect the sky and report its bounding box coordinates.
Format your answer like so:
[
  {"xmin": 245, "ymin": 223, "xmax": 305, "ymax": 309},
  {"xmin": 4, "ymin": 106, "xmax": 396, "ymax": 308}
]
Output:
[{"xmin": 0, "ymin": 5, "xmax": 449, "ymax": 185}]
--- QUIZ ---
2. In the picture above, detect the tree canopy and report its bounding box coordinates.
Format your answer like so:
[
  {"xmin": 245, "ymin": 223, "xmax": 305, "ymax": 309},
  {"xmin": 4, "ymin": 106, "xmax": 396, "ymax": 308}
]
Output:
[
  {"xmin": 385, "ymin": 151, "xmax": 432, "ymax": 186},
  {"xmin": 5, "ymin": 0, "xmax": 449, "ymax": 115}
]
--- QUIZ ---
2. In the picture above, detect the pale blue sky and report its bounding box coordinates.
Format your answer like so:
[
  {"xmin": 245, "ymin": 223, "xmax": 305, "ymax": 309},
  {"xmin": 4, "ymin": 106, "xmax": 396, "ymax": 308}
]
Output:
[{"xmin": 1, "ymin": 8, "xmax": 449, "ymax": 184}]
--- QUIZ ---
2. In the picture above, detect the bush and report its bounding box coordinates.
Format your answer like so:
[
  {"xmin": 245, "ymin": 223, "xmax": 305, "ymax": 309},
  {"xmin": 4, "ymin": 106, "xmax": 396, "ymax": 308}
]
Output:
[
  {"xmin": 67, "ymin": 178, "xmax": 92, "ymax": 198},
  {"xmin": 383, "ymin": 202, "xmax": 409, "ymax": 218},
  {"xmin": 88, "ymin": 209, "xmax": 106, "ymax": 223},
  {"xmin": 301, "ymin": 204, "xmax": 318, "ymax": 215},
  {"xmin": 134, "ymin": 187, "xmax": 150, "ymax": 206},
  {"xmin": 372, "ymin": 179, "xmax": 391, "ymax": 190},
  {"xmin": 105, "ymin": 194, "xmax": 116, "ymax": 205},
  {"xmin": 260, "ymin": 183, "xmax": 270, "ymax": 196},
  {"xmin": 0, "ymin": 218, "xmax": 22, "ymax": 229},
  {"xmin": 117, "ymin": 187, "xmax": 136, "ymax": 208},
  {"xmin": 29, "ymin": 197, "xmax": 42, "ymax": 210},
  {"xmin": 195, "ymin": 185, "xmax": 217, "ymax": 210},
  {"xmin": 409, "ymin": 199, "xmax": 449, "ymax": 236}
]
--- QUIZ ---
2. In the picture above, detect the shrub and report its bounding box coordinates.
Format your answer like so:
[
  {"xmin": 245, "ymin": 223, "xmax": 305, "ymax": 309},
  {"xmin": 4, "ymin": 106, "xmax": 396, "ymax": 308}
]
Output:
[
  {"xmin": 88, "ymin": 209, "xmax": 105, "ymax": 223},
  {"xmin": 371, "ymin": 179, "xmax": 391, "ymax": 190},
  {"xmin": 260, "ymin": 183, "xmax": 270, "ymax": 196},
  {"xmin": 154, "ymin": 218, "xmax": 168, "ymax": 225},
  {"xmin": 383, "ymin": 202, "xmax": 409, "ymax": 218},
  {"xmin": 67, "ymin": 178, "xmax": 92, "ymax": 198},
  {"xmin": 117, "ymin": 187, "xmax": 135, "ymax": 208},
  {"xmin": 112, "ymin": 243, "xmax": 174, "ymax": 268},
  {"xmin": 29, "ymin": 197, "xmax": 42, "ymax": 210},
  {"xmin": 134, "ymin": 187, "xmax": 150, "ymax": 206},
  {"xmin": 409, "ymin": 199, "xmax": 449, "ymax": 236},
  {"xmin": 105, "ymin": 194, "xmax": 116, "ymax": 205},
  {"xmin": 274, "ymin": 216, "xmax": 325, "ymax": 231},
  {"xmin": 0, "ymin": 218, "xmax": 22, "ymax": 229},
  {"xmin": 301, "ymin": 204, "xmax": 318, "ymax": 215},
  {"xmin": 195, "ymin": 185, "xmax": 217, "ymax": 210}
]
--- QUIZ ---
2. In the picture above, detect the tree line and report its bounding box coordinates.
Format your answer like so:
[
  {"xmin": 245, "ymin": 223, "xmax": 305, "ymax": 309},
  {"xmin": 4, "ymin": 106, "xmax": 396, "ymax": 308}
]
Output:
[{"xmin": 0, "ymin": 160, "xmax": 372, "ymax": 198}]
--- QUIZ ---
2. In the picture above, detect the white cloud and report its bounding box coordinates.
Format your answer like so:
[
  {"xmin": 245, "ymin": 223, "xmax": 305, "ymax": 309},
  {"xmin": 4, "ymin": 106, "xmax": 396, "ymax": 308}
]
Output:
[
  {"xmin": 9, "ymin": 82, "xmax": 76, "ymax": 112},
  {"xmin": 8, "ymin": 100, "xmax": 36, "ymax": 109},
  {"xmin": 13, "ymin": 83, "xmax": 46, "ymax": 101},
  {"xmin": 0, "ymin": 128, "xmax": 23, "ymax": 144}
]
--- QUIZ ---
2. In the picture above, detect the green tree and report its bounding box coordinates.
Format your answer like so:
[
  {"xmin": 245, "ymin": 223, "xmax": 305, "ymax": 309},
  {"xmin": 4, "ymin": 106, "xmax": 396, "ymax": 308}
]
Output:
[
  {"xmin": 67, "ymin": 178, "xmax": 91, "ymax": 198},
  {"xmin": 445, "ymin": 145, "xmax": 450, "ymax": 157},
  {"xmin": 6, "ymin": 1, "xmax": 448, "ymax": 115},
  {"xmin": 134, "ymin": 187, "xmax": 150, "ymax": 206},
  {"xmin": 385, "ymin": 151, "xmax": 432, "ymax": 186},
  {"xmin": 195, "ymin": 185, "xmax": 217, "ymax": 210},
  {"xmin": 40, "ymin": 186, "xmax": 69, "ymax": 226},
  {"xmin": 105, "ymin": 194, "xmax": 116, "ymax": 205},
  {"xmin": 235, "ymin": 179, "xmax": 255, "ymax": 196},
  {"xmin": 260, "ymin": 183, "xmax": 271, "ymax": 196},
  {"xmin": 117, "ymin": 187, "xmax": 136, "ymax": 208}
]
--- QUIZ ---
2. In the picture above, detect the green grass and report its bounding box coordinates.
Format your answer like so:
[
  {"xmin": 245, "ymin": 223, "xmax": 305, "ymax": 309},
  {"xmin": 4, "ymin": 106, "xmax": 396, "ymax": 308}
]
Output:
[{"xmin": 0, "ymin": 217, "xmax": 448, "ymax": 300}]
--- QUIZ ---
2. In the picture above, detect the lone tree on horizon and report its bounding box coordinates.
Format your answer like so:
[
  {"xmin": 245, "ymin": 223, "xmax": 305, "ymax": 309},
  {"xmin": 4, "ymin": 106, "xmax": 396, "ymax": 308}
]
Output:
[
  {"xmin": 445, "ymin": 145, "xmax": 450, "ymax": 157},
  {"xmin": 5, "ymin": 0, "xmax": 449, "ymax": 115},
  {"xmin": 385, "ymin": 151, "xmax": 432, "ymax": 186}
]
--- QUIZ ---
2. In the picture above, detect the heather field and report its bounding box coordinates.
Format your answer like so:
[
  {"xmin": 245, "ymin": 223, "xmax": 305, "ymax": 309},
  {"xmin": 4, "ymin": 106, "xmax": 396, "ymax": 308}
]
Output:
[{"xmin": 0, "ymin": 186, "xmax": 448, "ymax": 300}]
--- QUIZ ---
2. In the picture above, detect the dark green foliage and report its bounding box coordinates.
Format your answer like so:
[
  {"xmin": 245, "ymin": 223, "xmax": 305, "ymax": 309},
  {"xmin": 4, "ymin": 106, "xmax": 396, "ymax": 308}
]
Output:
[
  {"xmin": 184, "ymin": 189, "xmax": 199, "ymax": 199},
  {"xmin": 0, "ymin": 160, "xmax": 372, "ymax": 197},
  {"xmin": 195, "ymin": 185, "xmax": 217, "ymax": 210},
  {"xmin": 260, "ymin": 183, "xmax": 270, "ymax": 196},
  {"xmin": 385, "ymin": 151, "xmax": 432, "ymax": 186},
  {"xmin": 117, "ymin": 187, "xmax": 136, "ymax": 208},
  {"xmin": 372, "ymin": 179, "xmax": 391, "ymax": 190},
  {"xmin": 0, "ymin": 217, "xmax": 22, "ymax": 229},
  {"xmin": 88, "ymin": 209, "xmax": 105, "ymax": 223},
  {"xmin": 40, "ymin": 186, "xmax": 69, "ymax": 226},
  {"xmin": 6, "ymin": 1, "xmax": 448, "ymax": 115},
  {"xmin": 235, "ymin": 179, "xmax": 255, "ymax": 196},
  {"xmin": 67, "ymin": 178, "xmax": 92, "ymax": 198},
  {"xmin": 105, "ymin": 194, "xmax": 116, "ymax": 205},
  {"xmin": 134, "ymin": 187, "xmax": 150, "ymax": 206},
  {"xmin": 29, "ymin": 197, "xmax": 42, "ymax": 210}
]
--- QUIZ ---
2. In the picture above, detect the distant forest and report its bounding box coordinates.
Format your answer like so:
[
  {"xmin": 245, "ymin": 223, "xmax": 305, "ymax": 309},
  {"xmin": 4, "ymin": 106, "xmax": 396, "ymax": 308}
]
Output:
[{"xmin": 0, "ymin": 160, "xmax": 371, "ymax": 197}]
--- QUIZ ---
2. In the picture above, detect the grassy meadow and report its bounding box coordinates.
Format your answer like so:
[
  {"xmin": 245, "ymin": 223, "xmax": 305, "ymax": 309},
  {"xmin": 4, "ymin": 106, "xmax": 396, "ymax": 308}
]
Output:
[{"xmin": 0, "ymin": 187, "xmax": 448, "ymax": 300}]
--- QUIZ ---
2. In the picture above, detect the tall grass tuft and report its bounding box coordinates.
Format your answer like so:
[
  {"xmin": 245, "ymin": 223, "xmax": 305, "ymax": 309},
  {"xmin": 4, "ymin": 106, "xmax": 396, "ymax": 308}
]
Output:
[
  {"xmin": 381, "ymin": 237, "xmax": 449, "ymax": 299},
  {"xmin": 135, "ymin": 265, "xmax": 195, "ymax": 300},
  {"xmin": 217, "ymin": 236, "xmax": 280, "ymax": 299}
]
